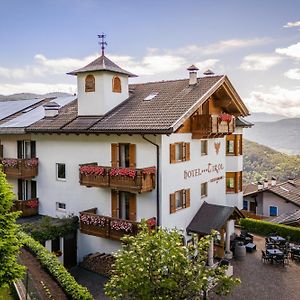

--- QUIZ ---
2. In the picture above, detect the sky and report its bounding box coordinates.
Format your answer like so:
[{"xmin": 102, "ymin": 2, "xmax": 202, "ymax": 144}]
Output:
[{"xmin": 1, "ymin": 0, "xmax": 300, "ymax": 117}]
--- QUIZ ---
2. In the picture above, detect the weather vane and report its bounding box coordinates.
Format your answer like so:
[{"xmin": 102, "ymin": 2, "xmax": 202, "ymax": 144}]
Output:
[{"xmin": 98, "ymin": 33, "xmax": 107, "ymax": 56}]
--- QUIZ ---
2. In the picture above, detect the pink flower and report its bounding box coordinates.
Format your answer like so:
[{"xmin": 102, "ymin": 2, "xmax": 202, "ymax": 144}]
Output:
[
  {"xmin": 80, "ymin": 165, "xmax": 105, "ymax": 176},
  {"xmin": 110, "ymin": 168, "xmax": 136, "ymax": 179},
  {"xmin": 142, "ymin": 166, "xmax": 156, "ymax": 175},
  {"xmin": 218, "ymin": 113, "xmax": 232, "ymax": 123},
  {"xmin": 1, "ymin": 158, "xmax": 18, "ymax": 167},
  {"xmin": 25, "ymin": 158, "xmax": 38, "ymax": 168},
  {"xmin": 25, "ymin": 199, "xmax": 39, "ymax": 209}
]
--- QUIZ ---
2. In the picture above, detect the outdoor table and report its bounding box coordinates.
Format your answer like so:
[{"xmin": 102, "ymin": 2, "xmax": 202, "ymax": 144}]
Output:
[
  {"xmin": 245, "ymin": 242, "xmax": 256, "ymax": 253},
  {"xmin": 266, "ymin": 248, "xmax": 284, "ymax": 264},
  {"xmin": 269, "ymin": 236, "xmax": 286, "ymax": 243}
]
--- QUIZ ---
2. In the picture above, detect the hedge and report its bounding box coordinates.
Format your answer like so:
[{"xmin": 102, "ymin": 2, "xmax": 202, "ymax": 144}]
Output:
[
  {"xmin": 18, "ymin": 231, "xmax": 93, "ymax": 300},
  {"xmin": 240, "ymin": 218, "xmax": 300, "ymax": 243}
]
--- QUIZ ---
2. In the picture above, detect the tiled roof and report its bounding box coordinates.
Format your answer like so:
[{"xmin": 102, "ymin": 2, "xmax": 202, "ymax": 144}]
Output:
[
  {"xmin": 236, "ymin": 116, "xmax": 253, "ymax": 127},
  {"xmin": 268, "ymin": 179, "xmax": 300, "ymax": 207},
  {"xmin": 67, "ymin": 55, "xmax": 137, "ymax": 77},
  {"xmin": 270, "ymin": 209, "xmax": 300, "ymax": 226},
  {"xmin": 28, "ymin": 75, "xmax": 227, "ymax": 134},
  {"xmin": 243, "ymin": 183, "xmax": 258, "ymax": 196}
]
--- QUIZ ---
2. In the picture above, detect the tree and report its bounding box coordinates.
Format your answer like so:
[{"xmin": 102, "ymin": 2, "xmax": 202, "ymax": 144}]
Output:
[
  {"xmin": 0, "ymin": 168, "xmax": 25, "ymax": 287},
  {"xmin": 105, "ymin": 222, "xmax": 240, "ymax": 300}
]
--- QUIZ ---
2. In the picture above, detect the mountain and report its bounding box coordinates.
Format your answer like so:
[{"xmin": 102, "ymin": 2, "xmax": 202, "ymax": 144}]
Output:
[
  {"xmin": 243, "ymin": 118, "xmax": 300, "ymax": 155},
  {"xmin": 243, "ymin": 139, "xmax": 300, "ymax": 183},
  {"xmin": 245, "ymin": 112, "xmax": 286, "ymax": 123},
  {"xmin": 0, "ymin": 92, "xmax": 72, "ymax": 101}
]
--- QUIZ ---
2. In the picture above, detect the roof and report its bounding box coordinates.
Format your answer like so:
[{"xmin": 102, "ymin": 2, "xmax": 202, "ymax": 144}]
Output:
[
  {"xmin": 243, "ymin": 183, "xmax": 259, "ymax": 196},
  {"xmin": 270, "ymin": 209, "xmax": 300, "ymax": 226},
  {"xmin": 187, "ymin": 202, "xmax": 244, "ymax": 235},
  {"xmin": 67, "ymin": 55, "xmax": 137, "ymax": 77},
  {"xmin": 236, "ymin": 116, "xmax": 253, "ymax": 127},
  {"xmin": 28, "ymin": 75, "xmax": 249, "ymax": 134}
]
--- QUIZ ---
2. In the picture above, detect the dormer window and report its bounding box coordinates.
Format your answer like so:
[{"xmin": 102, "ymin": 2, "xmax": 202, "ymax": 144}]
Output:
[
  {"xmin": 85, "ymin": 75, "xmax": 95, "ymax": 92},
  {"xmin": 112, "ymin": 76, "xmax": 121, "ymax": 93}
]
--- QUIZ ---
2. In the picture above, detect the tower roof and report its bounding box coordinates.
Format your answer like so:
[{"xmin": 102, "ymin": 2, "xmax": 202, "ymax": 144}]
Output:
[{"xmin": 67, "ymin": 55, "xmax": 137, "ymax": 77}]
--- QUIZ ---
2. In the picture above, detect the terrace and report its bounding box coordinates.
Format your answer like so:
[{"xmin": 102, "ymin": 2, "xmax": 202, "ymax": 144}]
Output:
[
  {"xmin": 12, "ymin": 198, "xmax": 39, "ymax": 217},
  {"xmin": 1, "ymin": 158, "xmax": 39, "ymax": 179}
]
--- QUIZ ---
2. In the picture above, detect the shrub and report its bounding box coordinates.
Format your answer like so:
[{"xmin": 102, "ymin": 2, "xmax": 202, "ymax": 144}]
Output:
[
  {"xmin": 240, "ymin": 218, "xmax": 300, "ymax": 243},
  {"xmin": 18, "ymin": 231, "xmax": 93, "ymax": 300}
]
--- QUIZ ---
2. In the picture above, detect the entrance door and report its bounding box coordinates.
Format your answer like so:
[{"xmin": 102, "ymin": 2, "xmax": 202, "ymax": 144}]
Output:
[
  {"xmin": 249, "ymin": 201, "xmax": 256, "ymax": 213},
  {"xmin": 63, "ymin": 232, "xmax": 77, "ymax": 269}
]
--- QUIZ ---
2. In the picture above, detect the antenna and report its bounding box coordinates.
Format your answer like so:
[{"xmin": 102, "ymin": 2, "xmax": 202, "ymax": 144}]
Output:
[{"xmin": 97, "ymin": 33, "xmax": 107, "ymax": 56}]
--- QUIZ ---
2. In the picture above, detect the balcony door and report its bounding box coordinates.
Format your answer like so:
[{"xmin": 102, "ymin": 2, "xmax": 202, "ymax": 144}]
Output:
[
  {"xmin": 17, "ymin": 140, "xmax": 36, "ymax": 159},
  {"xmin": 111, "ymin": 190, "xmax": 136, "ymax": 221},
  {"xmin": 18, "ymin": 179, "xmax": 37, "ymax": 200},
  {"xmin": 111, "ymin": 143, "xmax": 136, "ymax": 168}
]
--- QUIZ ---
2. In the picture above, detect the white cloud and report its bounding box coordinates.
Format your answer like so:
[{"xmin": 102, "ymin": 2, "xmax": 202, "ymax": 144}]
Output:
[
  {"xmin": 276, "ymin": 42, "xmax": 300, "ymax": 60},
  {"xmin": 284, "ymin": 68, "xmax": 300, "ymax": 80},
  {"xmin": 0, "ymin": 82, "xmax": 76, "ymax": 95},
  {"xmin": 240, "ymin": 54, "xmax": 283, "ymax": 71},
  {"xmin": 194, "ymin": 59, "xmax": 219, "ymax": 71},
  {"xmin": 244, "ymin": 86, "xmax": 300, "ymax": 117},
  {"xmin": 283, "ymin": 21, "xmax": 300, "ymax": 28}
]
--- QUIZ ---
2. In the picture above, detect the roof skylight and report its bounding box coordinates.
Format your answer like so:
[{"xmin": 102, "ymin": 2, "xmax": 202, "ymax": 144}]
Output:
[{"xmin": 144, "ymin": 92, "xmax": 158, "ymax": 101}]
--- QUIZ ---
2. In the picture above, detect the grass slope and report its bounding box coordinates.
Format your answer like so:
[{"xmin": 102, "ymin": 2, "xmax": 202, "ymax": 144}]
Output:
[{"xmin": 243, "ymin": 139, "xmax": 300, "ymax": 183}]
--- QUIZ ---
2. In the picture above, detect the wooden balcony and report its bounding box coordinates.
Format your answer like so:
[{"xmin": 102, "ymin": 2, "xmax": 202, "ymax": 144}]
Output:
[
  {"xmin": 79, "ymin": 208, "xmax": 139, "ymax": 241},
  {"xmin": 79, "ymin": 165, "xmax": 156, "ymax": 193},
  {"xmin": 12, "ymin": 198, "xmax": 39, "ymax": 217},
  {"xmin": 191, "ymin": 114, "xmax": 235, "ymax": 139},
  {"xmin": 1, "ymin": 158, "xmax": 38, "ymax": 179}
]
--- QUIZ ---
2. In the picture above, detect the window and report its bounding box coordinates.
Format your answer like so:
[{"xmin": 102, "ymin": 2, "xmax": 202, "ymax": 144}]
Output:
[
  {"xmin": 56, "ymin": 202, "xmax": 66, "ymax": 210},
  {"xmin": 269, "ymin": 206, "xmax": 278, "ymax": 217},
  {"xmin": 226, "ymin": 134, "xmax": 242, "ymax": 156},
  {"xmin": 243, "ymin": 200, "xmax": 248, "ymax": 210},
  {"xmin": 56, "ymin": 163, "xmax": 66, "ymax": 180},
  {"xmin": 85, "ymin": 75, "xmax": 95, "ymax": 92},
  {"xmin": 111, "ymin": 143, "xmax": 136, "ymax": 168},
  {"xmin": 201, "ymin": 182, "xmax": 207, "ymax": 198},
  {"xmin": 170, "ymin": 189, "xmax": 190, "ymax": 213},
  {"xmin": 226, "ymin": 171, "xmax": 242, "ymax": 193},
  {"xmin": 17, "ymin": 140, "xmax": 36, "ymax": 159},
  {"xmin": 111, "ymin": 191, "xmax": 136, "ymax": 221},
  {"xmin": 201, "ymin": 140, "xmax": 208, "ymax": 156},
  {"xmin": 112, "ymin": 76, "xmax": 121, "ymax": 93},
  {"xmin": 18, "ymin": 180, "xmax": 37, "ymax": 200},
  {"xmin": 170, "ymin": 142, "xmax": 190, "ymax": 163}
]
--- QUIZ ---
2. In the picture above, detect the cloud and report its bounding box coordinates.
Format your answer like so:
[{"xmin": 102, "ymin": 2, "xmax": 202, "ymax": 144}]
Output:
[
  {"xmin": 244, "ymin": 86, "xmax": 300, "ymax": 117},
  {"xmin": 194, "ymin": 59, "xmax": 219, "ymax": 71},
  {"xmin": 276, "ymin": 42, "xmax": 300, "ymax": 60},
  {"xmin": 0, "ymin": 82, "xmax": 76, "ymax": 95},
  {"xmin": 283, "ymin": 21, "xmax": 300, "ymax": 28},
  {"xmin": 284, "ymin": 68, "xmax": 300, "ymax": 80},
  {"xmin": 240, "ymin": 54, "xmax": 283, "ymax": 71}
]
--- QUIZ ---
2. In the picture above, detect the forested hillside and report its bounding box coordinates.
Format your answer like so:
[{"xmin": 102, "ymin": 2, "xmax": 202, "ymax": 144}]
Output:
[{"xmin": 243, "ymin": 139, "xmax": 300, "ymax": 183}]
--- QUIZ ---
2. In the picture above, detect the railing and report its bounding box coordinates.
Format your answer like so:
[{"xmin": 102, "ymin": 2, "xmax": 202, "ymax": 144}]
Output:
[
  {"xmin": 12, "ymin": 198, "xmax": 39, "ymax": 217},
  {"xmin": 1, "ymin": 158, "xmax": 38, "ymax": 179},
  {"xmin": 191, "ymin": 114, "xmax": 235, "ymax": 138},
  {"xmin": 79, "ymin": 208, "xmax": 139, "ymax": 241},
  {"xmin": 79, "ymin": 165, "xmax": 156, "ymax": 193}
]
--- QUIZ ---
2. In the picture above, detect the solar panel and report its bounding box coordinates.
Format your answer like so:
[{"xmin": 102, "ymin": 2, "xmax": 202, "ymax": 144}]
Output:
[
  {"xmin": 0, "ymin": 95, "xmax": 76, "ymax": 128},
  {"xmin": 0, "ymin": 98, "xmax": 42, "ymax": 120}
]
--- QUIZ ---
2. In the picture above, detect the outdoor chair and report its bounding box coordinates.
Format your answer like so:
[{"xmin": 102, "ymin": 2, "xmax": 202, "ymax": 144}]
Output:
[
  {"xmin": 274, "ymin": 255, "xmax": 285, "ymax": 266},
  {"xmin": 261, "ymin": 250, "xmax": 271, "ymax": 263},
  {"xmin": 266, "ymin": 243, "xmax": 275, "ymax": 249}
]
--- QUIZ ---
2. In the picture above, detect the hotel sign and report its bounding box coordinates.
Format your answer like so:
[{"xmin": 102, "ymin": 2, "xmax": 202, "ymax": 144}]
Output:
[{"xmin": 184, "ymin": 163, "xmax": 224, "ymax": 180}]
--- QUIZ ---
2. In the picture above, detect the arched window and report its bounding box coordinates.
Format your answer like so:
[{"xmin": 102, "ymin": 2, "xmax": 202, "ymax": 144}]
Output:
[
  {"xmin": 85, "ymin": 75, "xmax": 95, "ymax": 92},
  {"xmin": 112, "ymin": 76, "xmax": 121, "ymax": 93}
]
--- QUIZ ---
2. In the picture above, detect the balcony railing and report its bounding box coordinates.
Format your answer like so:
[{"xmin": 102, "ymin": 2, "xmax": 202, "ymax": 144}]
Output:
[
  {"xmin": 1, "ymin": 158, "xmax": 38, "ymax": 179},
  {"xmin": 79, "ymin": 208, "xmax": 139, "ymax": 240},
  {"xmin": 191, "ymin": 114, "xmax": 235, "ymax": 139},
  {"xmin": 12, "ymin": 198, "xmax": 39, "ymax": 217},
  {"xmin": 79, "ymin": 165, "xmax": 156, "ymax": 193}
]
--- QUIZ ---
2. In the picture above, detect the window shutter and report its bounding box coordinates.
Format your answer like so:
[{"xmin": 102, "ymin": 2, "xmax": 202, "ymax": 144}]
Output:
[
  {"xmin": 17, "ymin": 141, "xmax": 23, "ymax": 159},
  {"xmin": 129, "ymin": 194, "xmax": 137, "ymax": 221},
  {"xmin": 239, "ymin": 171, "xmax": 243, "ymax": 192},
  {"xmin": 111, "ymin": 190, "xmax": 119, "ymax": 218},
  {"xmin": 234, "ymin": 135, "xmax": 239, "ymax": 156},
  {"xmin": 170, "ymin": 193, "xmax": 176, "ymax": 214},
  {"xmin": 129, "ymin": 144, "xmax": 136, "ymax": 168},
  {"xmin": 185, "ymin": 189, "xmax": 190, "ymax": 208},
  {"xmin": 31, "ymin": 181, "xmax": 37, "ymax": 198},
  {"xmin": 239, "ymin": 135, "xmax": 243, "ymax": 155},
  {"xmin": 234, "ymin": 173, "xmax": 239, "ymax": 193},
  {"xmin": 111, "ymin": 144, "xmax": 119, "ymax": 167},
  {"xmin": 30, "ymin": 141, "xmax": 36, "ymax": 158},
  {"xmin": 170, "ymin": 144, "xmax": 176, "ymax": 163},
  {"xmin": 185, "ymin": 143, "xmax": 190, "ymax": 161}
]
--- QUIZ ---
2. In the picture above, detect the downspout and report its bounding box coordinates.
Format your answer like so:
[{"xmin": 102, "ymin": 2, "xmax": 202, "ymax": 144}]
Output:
[{"xmin": 142, "ymin": 135, "xmax": 160, "ymax": 226}]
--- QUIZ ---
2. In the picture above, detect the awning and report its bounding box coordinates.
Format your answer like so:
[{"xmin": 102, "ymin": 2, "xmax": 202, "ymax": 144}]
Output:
[{"xmin": 187, "ymin": 202, "xmax": 244, "ymax": 235}]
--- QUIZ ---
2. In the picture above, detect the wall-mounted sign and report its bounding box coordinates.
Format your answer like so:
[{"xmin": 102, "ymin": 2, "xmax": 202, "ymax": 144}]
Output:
[
  {"xmin": 210, "ymin": 176, "xmax": 224, "ymax": 183},
  {"xmin": 184, "ymin": 163, "xmax": 224, "ymax": 180}
]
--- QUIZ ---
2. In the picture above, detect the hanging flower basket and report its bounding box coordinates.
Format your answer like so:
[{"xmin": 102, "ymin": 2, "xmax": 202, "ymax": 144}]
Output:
[
  {"xmin": 25, "ymin": 199, "xmax": 39, "ymax": 209},
  {"xmin": 79, "ymin": 165, "xmax": 105, "ymax": 176},
  {"xmin": 218, "ymin": 113, "xmax": 232, "ymax": 123},
  {"xmin": 25, "ymin": 158, "xmax": 38, "ymax": 168},
  {"xmin": 110, "ymin": 168, "xmax": 136, "ymax": 179},
  {"xmin": 80, "ymin": 214, "xmax": 106, "ymax": 227},
  {"xmin": 110, "ymin": 219, "xmax": 133, "ymax": 233},
  {"xmin": 142, "ymin": 166, "xmax": 156, "ymax": 175},
  {"xmin": 1, "ymin": 158, "xmax": 18, "ymax": 168}
]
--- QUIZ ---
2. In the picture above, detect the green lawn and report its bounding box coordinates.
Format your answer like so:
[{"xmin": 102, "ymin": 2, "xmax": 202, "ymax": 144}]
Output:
[{"xmin": 0, "ymin": 287, "xmax": 14, "ymax": 300}]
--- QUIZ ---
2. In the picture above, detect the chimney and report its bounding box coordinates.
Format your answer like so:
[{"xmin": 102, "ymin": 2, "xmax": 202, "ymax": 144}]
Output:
[
  {"xmin": 288, "ymin": 177, "xmax": 296, "ymax": 186},
  {"xmin": 203, "ymin": 69, "xmax": 215, "ymax": 76},
  {"xmin": 263, "ymin": 179, "xmax": 268, "ymax": 189},
  {"xmin": 187, "ymin": 65, "xmax": 199, "ymax": 85},
  {"xmin": 257, "ymin": 181, "xmax": 263, "ymax": 190},
  {"xmin": 271, "ymin": 176, "xmax": 277, "ymax": 186},
  {"xmin": 43, "ymin": 102, "xmax": 60, "ymax": 118}
]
